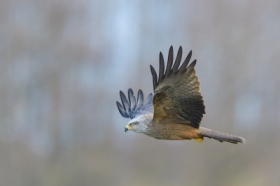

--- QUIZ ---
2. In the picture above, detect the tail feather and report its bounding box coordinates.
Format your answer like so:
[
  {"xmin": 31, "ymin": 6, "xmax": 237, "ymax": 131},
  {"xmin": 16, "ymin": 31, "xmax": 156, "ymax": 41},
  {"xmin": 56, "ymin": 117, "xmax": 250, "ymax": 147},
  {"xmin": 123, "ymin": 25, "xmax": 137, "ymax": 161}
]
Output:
[{"xmin": 198, "ymin": 127, "xmax": 245, "ymax": 144}]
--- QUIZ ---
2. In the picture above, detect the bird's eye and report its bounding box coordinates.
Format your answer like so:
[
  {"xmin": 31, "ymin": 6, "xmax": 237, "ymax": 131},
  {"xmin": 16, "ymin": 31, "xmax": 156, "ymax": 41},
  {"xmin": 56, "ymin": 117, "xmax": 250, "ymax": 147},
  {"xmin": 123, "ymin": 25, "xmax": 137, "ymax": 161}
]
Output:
[{"xmin": 132, "ymin": 122, "xmax": 138, "ymax": 125}]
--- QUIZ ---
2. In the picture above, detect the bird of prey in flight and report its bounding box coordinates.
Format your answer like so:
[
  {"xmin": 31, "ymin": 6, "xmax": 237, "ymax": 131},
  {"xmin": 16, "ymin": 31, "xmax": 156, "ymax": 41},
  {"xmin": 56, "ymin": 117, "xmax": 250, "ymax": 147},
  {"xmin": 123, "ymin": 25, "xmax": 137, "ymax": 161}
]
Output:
[{"xmin": 116, "ymin": 46, "xmax": 245, "ymax": 144}]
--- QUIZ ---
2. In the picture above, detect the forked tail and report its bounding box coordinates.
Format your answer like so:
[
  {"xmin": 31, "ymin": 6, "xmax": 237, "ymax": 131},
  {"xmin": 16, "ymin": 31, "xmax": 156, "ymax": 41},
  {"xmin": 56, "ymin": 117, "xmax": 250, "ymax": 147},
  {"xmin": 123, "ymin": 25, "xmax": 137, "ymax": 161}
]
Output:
[{"xmin": 198, "ymin": 127, "xmax": 245, "ymax": 144}]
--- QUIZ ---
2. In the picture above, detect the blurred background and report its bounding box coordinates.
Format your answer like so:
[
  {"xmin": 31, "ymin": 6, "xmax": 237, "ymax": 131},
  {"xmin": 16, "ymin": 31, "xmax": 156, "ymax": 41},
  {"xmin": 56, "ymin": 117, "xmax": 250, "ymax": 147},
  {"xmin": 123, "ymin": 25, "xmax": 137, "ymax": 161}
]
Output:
[{"xmin": 0, "ymin": 0, "xmax": 280, "ymax": 185}]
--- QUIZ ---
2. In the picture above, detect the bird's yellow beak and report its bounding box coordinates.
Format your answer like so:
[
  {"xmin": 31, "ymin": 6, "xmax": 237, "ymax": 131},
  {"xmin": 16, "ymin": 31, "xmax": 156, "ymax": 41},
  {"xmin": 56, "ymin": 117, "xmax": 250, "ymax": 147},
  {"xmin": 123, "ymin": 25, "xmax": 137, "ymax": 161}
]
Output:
[{"xmin": 125, "ymin": 125, "xmax": 132, "ymax": 132}]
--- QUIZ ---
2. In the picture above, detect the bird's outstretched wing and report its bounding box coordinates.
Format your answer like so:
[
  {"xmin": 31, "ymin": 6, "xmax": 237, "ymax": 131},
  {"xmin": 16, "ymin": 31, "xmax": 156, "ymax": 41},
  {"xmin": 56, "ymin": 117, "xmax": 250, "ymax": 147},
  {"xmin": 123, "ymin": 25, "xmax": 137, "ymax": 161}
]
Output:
[
  {"xmin": 150, "ymin": 46, "xmax": 205, "ymax": 128},
  {"xmin": 116, "ymin": 89, "xmax": 154, "ymax": 119}
]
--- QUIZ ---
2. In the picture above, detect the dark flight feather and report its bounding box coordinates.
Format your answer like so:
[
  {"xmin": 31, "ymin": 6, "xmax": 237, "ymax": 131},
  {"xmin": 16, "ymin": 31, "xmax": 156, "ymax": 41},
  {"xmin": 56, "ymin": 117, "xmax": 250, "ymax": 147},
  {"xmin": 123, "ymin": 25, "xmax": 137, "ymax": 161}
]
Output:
[
  {"xmin": 179, "ymin": 50, "xmax": 193, "ymax": 72},
  {"xmin": 165, "ymin": 46, "xmax": 173, "ymax": 77},
  {"xmin": 159, "ymin": 52, "xmax": 165, "ymax": 83},
  {"xmin": 172, "ymin": 46, "xmax": 182, "ymax": 72},
  {"xmin": 150, "ymin": 65, "xmax": 158, "ymax": 90}
]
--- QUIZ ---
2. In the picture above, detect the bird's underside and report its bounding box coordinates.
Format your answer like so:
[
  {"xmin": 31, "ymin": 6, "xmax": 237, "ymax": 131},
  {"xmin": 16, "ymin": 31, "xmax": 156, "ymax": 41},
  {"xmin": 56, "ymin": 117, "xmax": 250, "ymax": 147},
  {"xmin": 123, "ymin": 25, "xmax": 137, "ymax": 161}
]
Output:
[
  {"xmin": 143, "ymin": 121, "xmax": 201, "ymax": 140},
  {"xmin": 116, "ymin": 46, "xmax": 245, "ymax": 144},
  {"xmin": 142, "ymin": 119, "xmax": 244, "ymax": 144}
]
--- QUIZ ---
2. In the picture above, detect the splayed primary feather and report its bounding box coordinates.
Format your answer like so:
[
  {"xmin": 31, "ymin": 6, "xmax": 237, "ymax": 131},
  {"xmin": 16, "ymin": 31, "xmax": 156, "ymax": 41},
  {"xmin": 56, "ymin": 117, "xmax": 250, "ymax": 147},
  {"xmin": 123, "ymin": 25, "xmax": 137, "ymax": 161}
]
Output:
[{"xmin": 116, "ymin": 89, "xmax": 153, "ymax": 119}]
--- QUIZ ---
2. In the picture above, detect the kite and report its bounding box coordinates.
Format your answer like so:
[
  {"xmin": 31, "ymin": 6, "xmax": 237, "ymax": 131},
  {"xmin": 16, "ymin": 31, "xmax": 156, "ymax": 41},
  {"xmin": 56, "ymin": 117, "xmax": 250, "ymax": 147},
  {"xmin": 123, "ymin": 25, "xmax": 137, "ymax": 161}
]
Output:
[{"xmin": 116, "ymin": 46, "xmax": 245, "ymax": 144}]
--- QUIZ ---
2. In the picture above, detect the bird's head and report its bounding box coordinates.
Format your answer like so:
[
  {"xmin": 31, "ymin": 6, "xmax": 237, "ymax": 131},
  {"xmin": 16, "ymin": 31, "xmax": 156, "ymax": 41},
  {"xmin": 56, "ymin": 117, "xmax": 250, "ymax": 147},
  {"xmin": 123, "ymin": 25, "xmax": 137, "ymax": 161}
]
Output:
[{"xmin": 124, "ymin": 116, "xmax": 150, "ymax": 133}]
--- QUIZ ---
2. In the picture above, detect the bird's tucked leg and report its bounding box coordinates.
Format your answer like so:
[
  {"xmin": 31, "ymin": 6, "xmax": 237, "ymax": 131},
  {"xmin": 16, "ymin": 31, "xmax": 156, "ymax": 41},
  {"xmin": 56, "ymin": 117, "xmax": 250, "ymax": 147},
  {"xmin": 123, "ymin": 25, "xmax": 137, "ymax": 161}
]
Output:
[{"xmin": 194, "ymin": 137, "xmax": 204, "ymax": 142}]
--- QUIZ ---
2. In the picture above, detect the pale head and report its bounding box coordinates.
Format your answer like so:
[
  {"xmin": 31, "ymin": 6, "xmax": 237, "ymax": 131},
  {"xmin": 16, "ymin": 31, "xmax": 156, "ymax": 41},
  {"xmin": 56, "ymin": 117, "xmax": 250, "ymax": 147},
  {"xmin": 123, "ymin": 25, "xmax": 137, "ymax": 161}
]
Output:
[{"xmin": 124, "ymin": 114, "xmax": 153, "ymax": 133}]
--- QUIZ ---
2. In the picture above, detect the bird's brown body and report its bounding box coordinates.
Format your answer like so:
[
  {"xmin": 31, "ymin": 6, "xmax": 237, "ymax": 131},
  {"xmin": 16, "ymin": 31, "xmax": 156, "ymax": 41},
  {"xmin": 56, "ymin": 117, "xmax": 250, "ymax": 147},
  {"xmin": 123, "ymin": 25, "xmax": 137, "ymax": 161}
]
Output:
[
  {"xmin": 136, "ymin": 113, "xmax": 199, "ymax": 140},
  {"xmin": 145, "ymin": 123, "xmax": 200, "ymax": 140}
]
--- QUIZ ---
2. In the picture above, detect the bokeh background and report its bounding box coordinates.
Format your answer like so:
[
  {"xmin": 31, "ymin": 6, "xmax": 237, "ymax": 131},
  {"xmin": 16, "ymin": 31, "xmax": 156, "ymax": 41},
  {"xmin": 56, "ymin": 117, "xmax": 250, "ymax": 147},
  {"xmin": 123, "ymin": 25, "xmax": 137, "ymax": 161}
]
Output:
[{"xmin": 1, "ymin": 0, "xmax": 280, "ymax": 185}]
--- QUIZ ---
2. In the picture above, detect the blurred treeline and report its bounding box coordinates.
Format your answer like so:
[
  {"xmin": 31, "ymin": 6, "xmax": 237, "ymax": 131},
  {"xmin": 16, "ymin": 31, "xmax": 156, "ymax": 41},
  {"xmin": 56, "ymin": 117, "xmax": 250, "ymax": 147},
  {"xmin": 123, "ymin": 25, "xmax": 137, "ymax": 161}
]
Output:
[{"xmin": 0, "ymin": 0, "xmax": 279, "ymax": 186}]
